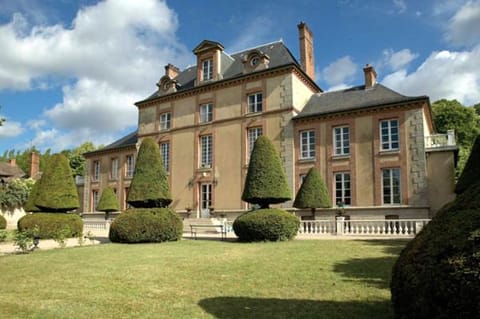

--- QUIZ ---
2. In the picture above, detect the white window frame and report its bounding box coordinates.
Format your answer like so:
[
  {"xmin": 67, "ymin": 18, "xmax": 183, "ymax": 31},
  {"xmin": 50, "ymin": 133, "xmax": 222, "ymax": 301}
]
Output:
[
  {"xmin": 92, "ymin": 160, "xmax": 100, "ymax": 182},
  {"xmin": 111, "ymin": 158, "xmax": 119, "ymax": 180},
  {"xmin": 334, "ymin": 172, "xmax": 351, "ymax": 206},
  {"xmin": 380, "ymin": 119, "xmax": 399, "ymax": 151},
  {"xmin": 160, "ymin": 142, "xmax": 170, "ymax": 172},
  {"xmin": 200, "ymin": 135, "xmax": 212, "ymax": 168},
  {"xmin": 202, "ymin": 59, "xmax": 213, "ymax": 81},
  {"xmin": 92, "ymin": 190, "xmax": 99, "ymax": 211},
  {"xmin": 300, "ymin": 130, "xmax": 315, "ymax": 160},
  {"xmin": 248, "ymin": 93, "xmax": 263, "ymax": 113},
  {"xmin": 160, "ymin": 112, "xmax": 171, "ymax": 131},
  {"xmin": 200, "ymin": 103, "xmax": 213, "ymax": 123},
  {"xmin": 126, "ymin": 154, "xmax": 135, "ymax": 178},
  {"xmin": 333, "ymin": 126, "xmax": 350, "ymax": 156},
  {"xmin": 247, "ymin": 127, "xmax": 263, "ymax": 159},
  {"xmin": 382, "ymin": 168, "xmax": 401, "ymax": 205}
]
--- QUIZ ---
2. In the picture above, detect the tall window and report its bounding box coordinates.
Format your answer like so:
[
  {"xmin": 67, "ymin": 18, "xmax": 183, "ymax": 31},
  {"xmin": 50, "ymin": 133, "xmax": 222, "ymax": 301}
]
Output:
[
  {"xmin": 335, "ymin": 172, "xmax": 351, "ymax": 205},
  {"xmin": 92, "ymin": 160, "xmax": 100, "ymax": 182},
  {"xmin": 333, "ymin": 126, "xmax": 350, "ymax": 156},
  {"xmin": 248, "ymin": 93, "xmax": 263, "ymax": 113},
  {"xmin": 247, "ymin": 127, "xmax": 263, "ymax": 158},
  {"xmin": 299, "ymin": 174, "xmax": 307, "ymax": 188},
  {"xmin": 300, "ymin": 130, "xmax": 315, "ymax": 159},
  {"xmin": 202, "ymin": 59, "xmax": 213, "ymax": 81},
  {"xmin": 92, "ymin": 190, "xmax": 99, "ymax": 211},
  {"xmin": 200, "ymin": 103, "xmax": 213, "ymax": 123},
  {"xmin": 380, "ymin": 119, "xmax": 399, "ymax": 151},
  {"xmin": 160, "ymin": 142, "xmax": 170, "ymax": 172},
  {"xmin": 126, "ymin": 154, "xmax": 135, "ymax": 178},
  {"xmin": 110, "ymin": 158, "xmax": 119, "ymax": 180},
  {"xmin": 160, "ymin": 112, "xmax": 171, "ymax": 131},
  {"xmin": 200, "ymin": 135, "xmax": 212, "ymax": 168},
  {"xmin": 382, "ymin": 168, "xmax": 401, "ymax": 204}
]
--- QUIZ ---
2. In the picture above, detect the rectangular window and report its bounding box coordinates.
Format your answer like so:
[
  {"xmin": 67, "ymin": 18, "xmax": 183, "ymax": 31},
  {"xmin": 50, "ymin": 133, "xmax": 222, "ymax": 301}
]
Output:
[
  {"xmin": 200, "ymin": 103, "xmax": 213, "ymax": 123},
  {"xmin": 92, "ymin": 190, "xmax": 99, "ymax": 211},
  {"xmin": 299, "ymin": 174, "xmax": 307, "ymax": 188},
  {"xmin": 200, "ymin": 135, "xmax": 212, "ymax": 168},
  {"xmin": 333, "ymin": 126, "xmax": 350, "ymax": 156},
  {"xmin": 92, "ymin": 160, "xmax": 100, "ymax": 182},
  {"xmin": 300, "ymin": 130, "xmax": 315, "ymax": 159},
  {"xmin": 110, "ymin": 158, "xmax": 119, "ymax": 180},
  {"xmin": 202, "ymin": 59, "xmax": 213, "ymax": 81},
  {"xmin": 380, "ymin": 119, "xmax": 399, "ymax": 151},
  {"xmin": 382, "ymin": 168, "xmax": 401, "ymax": 204},
  {"xmin": 247, "ymin": 127, "xmax": 263, "ymax": 158},
  {"xmin": 126, "ymin": 154, "xmax": 135, "ymax": 178},
  {"xmin": 335, "ymin": 172, "xmax": 351, "ymax": 206},
  {"xmin": 248, "ymin": 93, "xmax": 263, "ymax": 113},
  {"xmin": 160, "ymin": 142, "xmax": 170, "ymax": 172},
  {"xmin": 160, "ymin": 112, "xmax": 171, "ymax": 131}
]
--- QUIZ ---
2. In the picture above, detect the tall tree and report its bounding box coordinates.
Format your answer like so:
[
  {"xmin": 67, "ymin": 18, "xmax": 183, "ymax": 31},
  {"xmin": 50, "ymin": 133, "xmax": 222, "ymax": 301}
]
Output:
[{"xmin": 241, "ymin": 136, "xmax": 291, "ymax": 208}]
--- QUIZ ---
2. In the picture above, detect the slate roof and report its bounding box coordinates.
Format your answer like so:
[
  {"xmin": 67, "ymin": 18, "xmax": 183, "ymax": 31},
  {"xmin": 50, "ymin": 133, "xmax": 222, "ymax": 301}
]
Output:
[
  {"xmin": 295, "ymin": 84, "xmax": 428, "ymax": 120},
  {"xmin": 140, "ymin": 41, "xmax": 301, "ymax": 103},
  {"xmin": 84, "ymin": 131, "xmax": 137, "ymax": 156},
  {"xmin": 0, "ymin": 162, "xmax": 25, "ymax": 180}
]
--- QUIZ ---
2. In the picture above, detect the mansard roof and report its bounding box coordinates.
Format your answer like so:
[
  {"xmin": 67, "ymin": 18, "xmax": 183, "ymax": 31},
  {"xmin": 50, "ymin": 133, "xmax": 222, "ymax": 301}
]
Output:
[
  {"xmin": 140, "ymin": 41, "xmax": 301, "ymax": 103},
  {"xmin": 295, "ymin": 83, "xmax": 428, "ymax": 120},
  {"xmin": 84, "ymin": 131, "xmax": 137, "ymax": 157}
]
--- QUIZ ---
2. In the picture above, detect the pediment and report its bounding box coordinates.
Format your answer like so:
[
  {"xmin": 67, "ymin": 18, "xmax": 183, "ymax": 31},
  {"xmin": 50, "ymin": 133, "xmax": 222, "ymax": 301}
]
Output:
[{"xmin": 193, "ymin": 40, "xmax": 224, "ymax": 54}]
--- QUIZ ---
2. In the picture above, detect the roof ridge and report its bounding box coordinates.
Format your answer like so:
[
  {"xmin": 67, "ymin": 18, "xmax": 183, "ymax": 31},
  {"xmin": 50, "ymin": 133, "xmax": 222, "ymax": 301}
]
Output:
[{"xmin": 228, "ymin": 39, "xmax": 284, "ymax": 56}]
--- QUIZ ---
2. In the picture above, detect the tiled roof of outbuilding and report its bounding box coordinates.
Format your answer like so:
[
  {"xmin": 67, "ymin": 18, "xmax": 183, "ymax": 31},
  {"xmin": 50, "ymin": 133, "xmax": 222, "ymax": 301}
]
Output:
[
  {"xmin": 0, "ymin": 162, "xmax": 25, "ymax": 179},
  {"xmin": 295, "ymin": 84, "xmax": 428, "ymax": 120}
]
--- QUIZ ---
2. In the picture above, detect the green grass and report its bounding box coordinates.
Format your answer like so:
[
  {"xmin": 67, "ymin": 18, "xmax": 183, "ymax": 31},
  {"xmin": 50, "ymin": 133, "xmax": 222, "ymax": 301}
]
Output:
[{"xmin": 0, "ymin": 239, "xmax": 407, "ymax": 319}]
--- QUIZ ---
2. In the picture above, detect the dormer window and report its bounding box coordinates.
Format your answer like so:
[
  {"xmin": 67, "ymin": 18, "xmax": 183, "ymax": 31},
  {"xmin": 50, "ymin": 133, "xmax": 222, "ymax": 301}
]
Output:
[
  {"xmin": 250, "ymin": 56, "xmax": 259, "ymax": 67},
  {"xmin": 202, "ymin": 59, "xmax": 213, "ymax": 81}
]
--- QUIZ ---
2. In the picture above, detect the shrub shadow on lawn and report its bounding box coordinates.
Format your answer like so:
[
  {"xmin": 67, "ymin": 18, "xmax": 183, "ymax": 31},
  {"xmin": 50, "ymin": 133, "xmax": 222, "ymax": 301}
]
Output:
[{"xmin": 199, "ymin": 296, "xmax": 391, "ymax": 319}]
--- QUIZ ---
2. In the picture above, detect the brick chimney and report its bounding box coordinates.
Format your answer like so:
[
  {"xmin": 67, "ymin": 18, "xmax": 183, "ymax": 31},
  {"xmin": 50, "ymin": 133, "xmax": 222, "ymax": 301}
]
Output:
[
  {"xmin": 8, "ymin": 158, "xmax": 16, "ymax": 166},
  {"xmin": 164, "ymin": 64, "xmax": 180, "ymax": 79},
  {"xmin": 30, "ymin": 151, "xmax": 40, "ymax": 178},
  {"xmin": 363, "ymin": 64, "xmax": 377, "ymax": 89},
  {"xmin": 298, "ymin": 22, "xmax": 315, "ymax": 80}
]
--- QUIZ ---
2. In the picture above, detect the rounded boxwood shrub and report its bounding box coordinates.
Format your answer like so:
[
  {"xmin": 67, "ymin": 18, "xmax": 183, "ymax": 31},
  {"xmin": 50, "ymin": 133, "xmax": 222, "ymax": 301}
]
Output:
[
  {"xmin": 17, "ymin": 213, "xmax": 83, "ymax": 239},
  {"xmin": 109, "ymin": 208, "xmax": 182, "ymax": 243},
  {"xmin": 233, "ymin": 208, "xmax": 300, "ymax": 242},
  {"xmin": 391, "ymin": 182, "xmax": 480, "ymax": 319},
  {"xmin": 0, "ymin": 214, "xmax": 6, "ymax": 229}
]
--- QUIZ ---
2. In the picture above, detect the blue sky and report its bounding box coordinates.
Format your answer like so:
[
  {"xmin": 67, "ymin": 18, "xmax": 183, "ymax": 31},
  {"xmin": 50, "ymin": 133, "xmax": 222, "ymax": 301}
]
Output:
[{"xmin": 0, "ymin": 0, "xmax": 479, "ymax": 154}]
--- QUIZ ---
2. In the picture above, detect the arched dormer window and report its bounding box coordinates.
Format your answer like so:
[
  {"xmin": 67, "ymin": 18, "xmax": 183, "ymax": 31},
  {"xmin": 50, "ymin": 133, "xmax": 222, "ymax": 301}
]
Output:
[{"xmin": 242, "ymin": 50, "xmax": 270, "ymax": 74}]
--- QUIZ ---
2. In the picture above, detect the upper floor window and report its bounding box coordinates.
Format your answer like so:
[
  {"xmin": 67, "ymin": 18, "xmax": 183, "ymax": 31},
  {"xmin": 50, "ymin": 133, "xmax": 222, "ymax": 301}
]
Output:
[
  {"xmin": 335, "ymin": 172, "xmax": 351, "ymax": 206},
  {"xmin": 247, "ymin": 127, "xmax": 263, "ymax": 159},
  {"xmin": 92, "ymin": 160, "xmax": 100, "ymax": 182},
  {"xmin": 160, "ymin": 142, "xmax": 170, "ymax": 172},
  {"xmin": 382, "ymin": 168, "xmax": 401, "ymax": 205},
  {"xmin": 380, "ymin": 119, "xmax": 399, "ymax": 151},
  {"xmin": 160, "ymin": 112, "xmax": 171, "ymax": 131},
  {"xmin": 333, "ymin": 126, "xmax": 350, "ymax": 156},
  {"xmin": 200, "ymin": 135, "xmax": 212, "ymax": 168},
  {"xmin": 126, "ymin": 154, "xmax": 135, "ymax": 178},
  {"xmin": 200, "ymin": 103, "xmax": 213, "ymax": 123},
  {"xmin": 300, "ymin": 130, "xmax": 315, "ymax": 160},
  {"xmin": 248, "ymin": 93, "xmax": 263, "ymax": 113},
  {"xmin": 110, "ymin": 158, "xmax": 119, "ymax": 180},
  {"xmin": 202, "ymin": 59, "xmax": 213, "ymax": 81}
]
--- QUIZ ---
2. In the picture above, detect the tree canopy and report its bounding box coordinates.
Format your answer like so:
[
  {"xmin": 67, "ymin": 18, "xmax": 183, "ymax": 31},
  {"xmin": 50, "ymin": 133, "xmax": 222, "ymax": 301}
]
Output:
[
  {"xmin": 127, "ymin": 137, "xmax": 172, "ymax": 208},
  {"xmin": 293, "ymin": 167, "xmax": 331, "ymax": 215},
  {"xmin": 241, "ymin": 136, "xmax": 291, "ymax": 208}
]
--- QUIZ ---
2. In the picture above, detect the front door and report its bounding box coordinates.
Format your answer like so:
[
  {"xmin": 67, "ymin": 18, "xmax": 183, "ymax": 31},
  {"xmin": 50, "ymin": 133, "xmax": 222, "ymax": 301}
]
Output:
[{"xmin": 200, "ymin": 183, "xmax": 212, "ymax": 218}]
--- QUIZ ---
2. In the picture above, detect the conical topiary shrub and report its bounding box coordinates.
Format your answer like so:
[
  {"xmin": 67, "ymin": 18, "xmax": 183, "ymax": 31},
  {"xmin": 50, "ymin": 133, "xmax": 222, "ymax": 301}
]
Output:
[
  {"xmin": 127, "ymin": 137, "xmax": 172, "ymax": 208},
  {"xmin": 455, "ymin": 134, "xmax": 480, "ymax": 194},
  {"xmin": 34, "ymin": 153, "xmax": 79, "ymax": 212},
  {"xmin": 97, "ymin": 187, "xmax": 120, "ymax": 213},
  {"xmin": 241, "ymin": 136, "xmax": 291, "ymax": 208},
  {"xmin": 293, "ymin": 167, "xmax": 331, "ymax": 217},
  {"xmin": 24, "ymin": 179, "xmax": 40, "ymax": 213}
]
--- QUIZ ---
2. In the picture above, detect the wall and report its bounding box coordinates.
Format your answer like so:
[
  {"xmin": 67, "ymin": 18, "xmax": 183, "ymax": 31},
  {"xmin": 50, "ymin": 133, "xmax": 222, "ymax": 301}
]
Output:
[{"xmin": 426, "ymin": 150, "xmax": 456, "ymax": 214}]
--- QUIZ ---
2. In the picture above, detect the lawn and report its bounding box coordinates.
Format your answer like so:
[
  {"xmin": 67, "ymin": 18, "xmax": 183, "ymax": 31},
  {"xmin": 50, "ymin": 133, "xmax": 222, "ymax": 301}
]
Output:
[{"xmin": 0, "ymin": 239, "xmax": 407, "ymax": 319}]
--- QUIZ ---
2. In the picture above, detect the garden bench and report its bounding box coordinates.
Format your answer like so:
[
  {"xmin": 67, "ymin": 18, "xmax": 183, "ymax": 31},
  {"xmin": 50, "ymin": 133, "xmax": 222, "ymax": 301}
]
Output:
[{"xmin": 190, "ymin": 224, "xmax": 227, "ymax": 241}]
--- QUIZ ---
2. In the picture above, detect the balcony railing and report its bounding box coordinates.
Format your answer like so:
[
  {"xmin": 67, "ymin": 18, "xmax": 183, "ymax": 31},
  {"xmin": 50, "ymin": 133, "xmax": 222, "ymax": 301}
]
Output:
[{"xmin": 425, "ymin": 130, "xmax": 456, "ymax": 149}]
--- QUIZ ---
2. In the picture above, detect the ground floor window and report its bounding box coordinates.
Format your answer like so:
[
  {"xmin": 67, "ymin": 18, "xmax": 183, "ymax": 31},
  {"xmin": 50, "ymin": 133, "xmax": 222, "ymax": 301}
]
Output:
[
  {"xmin": 382, "ymin": 168, "xmax": 401, "ymax": 204},
  {"xmin": 334, "ymin": 172, "xmax": 351, "ymax": 205}
]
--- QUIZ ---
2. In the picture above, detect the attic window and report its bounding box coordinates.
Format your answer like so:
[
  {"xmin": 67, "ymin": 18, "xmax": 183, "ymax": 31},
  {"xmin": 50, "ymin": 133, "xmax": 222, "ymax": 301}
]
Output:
[
  {"xmin": 202, "ymin": 59, "xmax": 213, "ymax": 81},
  {"xmin": 250, "ymin": 56, "xmax": 259, "ymax": 67}
]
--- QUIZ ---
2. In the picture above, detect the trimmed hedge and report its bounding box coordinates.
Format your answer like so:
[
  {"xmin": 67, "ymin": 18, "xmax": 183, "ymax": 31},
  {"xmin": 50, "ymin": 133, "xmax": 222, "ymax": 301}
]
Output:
[
  {"xmin": 0, "ymin": 214, "xmax": 6, "ymax": 229},
  {"xmin": 233, "ymin": 208, "xmax": 300, "ymax": 242},
  {"xmin": 109, "ymin": 208, "xmax": 182, "ymax": 243},
  {"xmin": 391, "ymin": 182, "xmax": 480, "ymax": 319},
  {"xmin": 17, "ymin": 213, "xmax": 83, "ymax": 239}
]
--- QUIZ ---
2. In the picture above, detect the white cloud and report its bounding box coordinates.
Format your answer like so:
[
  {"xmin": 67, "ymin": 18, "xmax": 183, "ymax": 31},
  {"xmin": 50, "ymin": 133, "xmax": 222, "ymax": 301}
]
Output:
[
  {"xmin": 322, "ymin": 56, "xmax": 357, "ymax": 87},
  {"xmin": 0, "ymin": 120, "xmax": 23, "ymax": 138},
  {"xmin": 445, "ymin": 1, "xmax": 480, "ymax": 47},
  {"xmin": 382, "ymin": 47, "xmax": 480, "ymax": 105},
  {"xmin": 393, "ymin": 0, "xmax": 407, "ymax": 13},
  {"xmin": 383, "ymin": 48, "xmax": 418, "ymax": 71}
]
